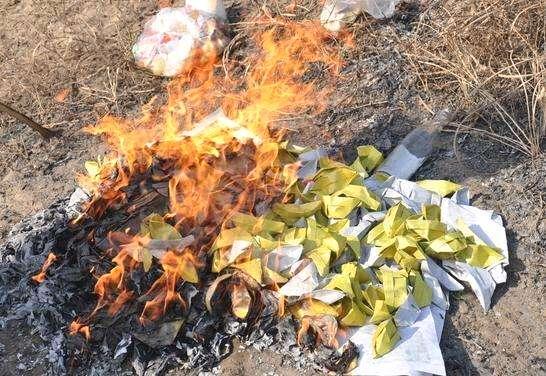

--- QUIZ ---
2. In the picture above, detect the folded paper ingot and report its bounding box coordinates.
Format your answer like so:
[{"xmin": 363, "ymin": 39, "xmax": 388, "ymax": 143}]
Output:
[{"xmin": 372, "ymin": 318, "xmax": 400, "ymax": 358}]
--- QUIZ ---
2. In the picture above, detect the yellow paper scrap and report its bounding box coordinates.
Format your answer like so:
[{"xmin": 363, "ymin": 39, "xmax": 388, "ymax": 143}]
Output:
[
  {"xmin": 372, "ymin": 318, "xmax": 400, "ymax": 358},
  {"xmin": 273, "ymin": 201, "xmax": 322, "ymax": 223},
  {"xmin": 458, "ymin": 244, "xmax": 504, "ymax": 268},
  {"xmin": 370, "ymin": 300, "xmax": 391, "ymax": 324},
  {"xmin": 263, "ymin": 266, "xmax": 288, "ymax": 285},
  {"xmin": 381, "ymin": 267, "xmax": 408, "ymax": 309},
  {"xmin": 282, "ymin": 227, "xmax": 307, "ymax": 245},
  {"xmin": 84, "ymin": 160, "xmax": 101, "ymax": 178},
  {"xmin": 231, "ymin": 283, "xmax": 252, "ymax": 319},
  {"xmin": 290, "ymin": 299, "xmax": 339, "ymax": 320},
  {"xmin": 307, "ymin": 246, "xmax": 332, "ymax": 276},
  {"xmin": 231, "ymin": 213, "xmax": 285, "ymax": 235},
  {"xmin": 351, "ymin": 145, "xmax": 384, "ymax": 174},
  {"xmin": 321, "ymin": 233, "xmax": 347, "ymax": 258},
  {"xmin": 417, "ymin": 180, "xmax": 461, "ymax": 197},
  {"xmin": 141, "ymin": 214, "xmax": 182, "ymax": 240},
  {"xmin": 455, "ymin": 218, "xmax": 487, "ymax": 245},
  {"xmin": 422, "ymin": 204, "xmax": 441, "ymax": 221},
  {"xmin": 335, "ymin": 185, "xmax": 381, "ymax": 211},
  {"xmin": 383, "ymin": 203, "xmax": 412, "ymax": 237},
  {"xmin": 340, "ymin": 299, "xmax": 367, "ymax": 326},
  {"xmin": 405, "ymin": 219, "xmax": 447, "ymax": 241},
  {"xmin": 346, "ymin": 236, "xmax": 362, "ymax": 259},
  {"xmin": 212, "ymin": 228, "xmax": 252, "ymax": 251},
  {"xmin": 394, "ymin": 249, "xmax": 420, "ymax": 271},
  {"xmin": 425, "ymin": 231, "xmax": 467, "ymax": 260},
  {"xmin": 341, "ymin": 262, "xmax": 370, "ymax": 283},
  {"xmin": 232, "ymin": 258, "xmax": 262, "ymax": 284},
  {"xmin": 321, "ymin": 195, "xmax": 361, "ymax": 219},
  {"xmin": 409, "ymin": 270, "xmax": 432, "ymax": 308},
  {"xmin": 362, "ymin": 285, "xmax": 385, "ymax": 308},
  {"xmin": 311, "ymin": 164, "xmax": 358, "ymax": 195},
  {"xmin": 324, "ymin": 274, "xmax": 355, "ymax": 298}
]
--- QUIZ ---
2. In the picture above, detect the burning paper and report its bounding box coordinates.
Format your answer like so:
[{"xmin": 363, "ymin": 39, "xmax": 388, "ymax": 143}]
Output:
[{"xmin": 1, "ymin": 15, "xmax": 509, "ymax": 376}]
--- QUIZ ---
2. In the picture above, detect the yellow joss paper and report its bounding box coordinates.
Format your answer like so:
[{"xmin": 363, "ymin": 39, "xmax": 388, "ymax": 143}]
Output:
[
  {"xmin": 346, "ymin": 236, "xmax": 362, "ymax": 259},
  {"xmin": 340, "ymin": 299, "xmax": 367, "ymax": 326},
  {"xmin": 394, "ymin": 249, "xmax": 421, "ymax": 271},
  {"xmin": 212, "ymin": 227, "xmax": 252, "ymax": 251},
  {"xmin": 282, "ymin": 227, "xmax": 307, "ymax": 245},
  {"xmin": 341, "ymin": 262, "xmax": 371, "ymax": 283},
  {"xmin": 273, "ymin": 201, "xmax": 322, "ymax": 223},
  {"xmin": 84, "ymin": 160, "xmax": 101, "ymax": 178},
  {"xmin": 263, "ymin": 266, "xmax": 288, "ymax": 285},
  {"xmin": 335, "ymin": 185, "xmax": 381, "ymax": 211},
  {"xmin": 311, "ymin": 164, "xmax": 358, "ymax": 195},
  {"xmin": 351, "ymin": 145, "xmax": 384, "ymax": 174},
  {"xmin": 324, "ymin": 274, "xmax": 355, "ymax": 298},
  {"xmin": 417, "ymin": 180, "xmax": 461, "ymax": 197},
  {"xmin": 141, "ymin": 213, "xmax": 182, "ymax": 240},
  {"xmin": 231, "ymin": 283, "xmax": 251, "ymax": 319},
  {"xmin": 370, "ymin": 300, "xmax": 391, "ymax": 324},
  {"xmin": 231, "ymin": 213, "xmax": 285, "ymax": 235},
  {"xmin": 307, "ymin": 246, "xmax": 332, "ymax": 276},
  {"xmin": 321, "ymin": 233, "xmax": 347, "ymax": 258},
  {"xmin": 383, "ymin": 203, "xmax": 412, "ymax": 237},
  {"xmin": 409, "ymin": 270, "xmax": 432, "ymax": 308},
  {"xmin": 322, "ymin": 195, "xmax": 361, "ymax": 219},
  {"xmin": 425, "ymin": 231, "xmax": 467, "ymax": 260},
  {"xmin": 405, "ymin": 219, "xmax": 446, "ymax": 241},
  {"xmin": 372, "ymin": 318, "xmax": 400, "ymax": 358},
  {"xmin": 232, "ymin": 258, "xmax": 262, "ymax": 284},
  {"xmin": 422, "ymin": 204, "xmax": 441, "ymax": 221},
  {"xmin": 290, "ymin": 299, "xmax": 339, "ymax": 320},
  {"xmin": 362, "ymin": 285, "xmax": 385, "ymax": 308},
  {"xmin": 381, "ymin": 267, "xmax": 408, "ymax": 309},
  {"xmin": 458, "ymin": 244, "xmax": 504, "ymax": 268}
]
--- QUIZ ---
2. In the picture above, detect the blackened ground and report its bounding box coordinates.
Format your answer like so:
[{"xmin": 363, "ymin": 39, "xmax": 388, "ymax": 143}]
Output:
[{"xmin": 0, "ymin": 0, "xmax": 544, "ymax": 375}]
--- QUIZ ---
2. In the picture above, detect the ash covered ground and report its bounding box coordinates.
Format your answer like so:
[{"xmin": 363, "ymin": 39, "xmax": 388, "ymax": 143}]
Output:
[{"xmin": 0, "ymin": 0, "xmax": 544, "ymax": 375}]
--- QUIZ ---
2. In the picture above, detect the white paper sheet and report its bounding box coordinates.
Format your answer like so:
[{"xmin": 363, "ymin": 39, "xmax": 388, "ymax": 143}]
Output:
[
  {"xmin": 264, "ymin": 244, "xmax": 303, "ymax": 272},
  {"xmin": 394, "ymin": 293, "xmax": 421, "ymax": 327},
  {"xmin": 443, "ymin": 261, "xmax": 496, "ymax": 311},
  {"xmin": 421, "ymin": 258, "xmax": 464, "ymax": 292},
  {"xmin": 347, "ymin": 307, "xmax": 446, "ymax": 376},
  {"xmin": 279, "ymin": 262, "xmax": 320, "ymax": 296}
]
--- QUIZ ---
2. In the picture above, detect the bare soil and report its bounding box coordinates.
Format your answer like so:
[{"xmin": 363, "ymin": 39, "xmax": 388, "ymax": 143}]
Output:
[{"xmin": 0, "ymin": 0, "xmax": 544, "ymax": 375}]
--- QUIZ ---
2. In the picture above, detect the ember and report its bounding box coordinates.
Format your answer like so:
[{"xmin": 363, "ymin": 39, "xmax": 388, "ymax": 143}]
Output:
[{"xmin": 31, "ymin": 252, "xmax": 58, "ymax": 283}]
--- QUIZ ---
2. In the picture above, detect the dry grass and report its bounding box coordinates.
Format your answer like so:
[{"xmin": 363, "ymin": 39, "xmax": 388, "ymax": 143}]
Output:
[
  {"xmin": 0, "ymin": 0, "xmax": 162, "ymax": 133},
  {"xmin": 404, "ymin": 0, "xmax": 545, "ymax": 158}
]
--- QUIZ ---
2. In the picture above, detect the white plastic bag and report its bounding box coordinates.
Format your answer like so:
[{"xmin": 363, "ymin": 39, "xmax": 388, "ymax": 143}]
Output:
[
  {"xmin": 320, "ymin": 0, "xmax": 401, "ymax": 32},
  {"xmin": 133, "ymin": 1, "xmax": 228, "ymax": 77}
]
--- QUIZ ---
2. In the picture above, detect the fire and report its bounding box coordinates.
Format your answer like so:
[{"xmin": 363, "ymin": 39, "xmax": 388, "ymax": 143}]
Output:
[
  {"xmin": 69, "ymin": 320, "xmax": 91, "ymax": 341},
  {"xmin": 140, "ymin": 249, "xmax": 202, "ymax": 324},
  {"xmin": 31, "ymin": 252, "xmax": 58, "ymax": 283},
  {"xmin": 71, "ymin": 20, "xmax": 344, "ymax": 336}
]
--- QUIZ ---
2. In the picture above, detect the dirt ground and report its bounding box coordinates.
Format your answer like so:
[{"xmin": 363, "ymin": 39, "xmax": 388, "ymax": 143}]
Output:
[{"xmin": 0, "ymin": 0, "xmax": 544, "ymax": 375}]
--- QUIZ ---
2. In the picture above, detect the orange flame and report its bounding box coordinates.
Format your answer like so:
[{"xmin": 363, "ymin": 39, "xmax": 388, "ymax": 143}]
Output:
[
  {"xmin": 140, "ymin": 249, "xmax": 202, "ymax": 324},
  {"xmin": 31, "ymin": 252, "xmax": 58, "ymax": 283},
  {"xmin": 76, "ymin": 20, "xmax": 345, "ymax": 330},
  {"xmin": 69, "ymin": 320, "xmax": 91, "ymax": 341}
]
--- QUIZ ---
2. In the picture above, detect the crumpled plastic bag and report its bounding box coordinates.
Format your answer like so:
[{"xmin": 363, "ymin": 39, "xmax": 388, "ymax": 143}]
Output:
[
  {"xmin": 133, "ymin": 2, "xmax": 228, "ymax": 77},
  {"xmin": 320, "ymin": 0, "xmax": 402, "ymax": 32}
]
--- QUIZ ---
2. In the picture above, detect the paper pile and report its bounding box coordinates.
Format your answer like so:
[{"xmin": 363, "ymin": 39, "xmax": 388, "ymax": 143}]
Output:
[{"xmin": 208, "ymin": 143, "xmax": 508, "ymax": 375}]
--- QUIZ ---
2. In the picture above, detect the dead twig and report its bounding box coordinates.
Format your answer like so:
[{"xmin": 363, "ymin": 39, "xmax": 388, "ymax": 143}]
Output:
[{"xmin": 0, "ymin": 101, "xmax": 56, "ymax": 139}]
